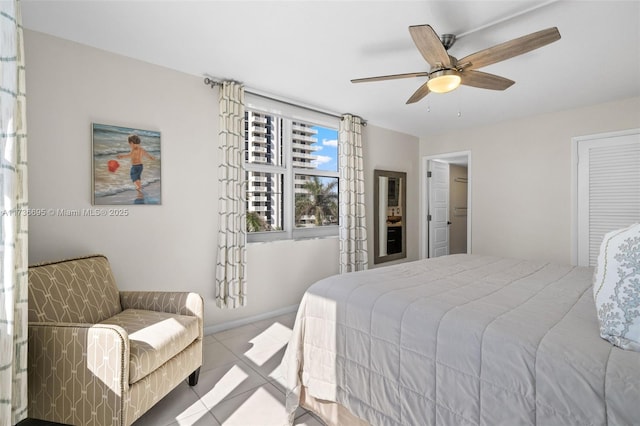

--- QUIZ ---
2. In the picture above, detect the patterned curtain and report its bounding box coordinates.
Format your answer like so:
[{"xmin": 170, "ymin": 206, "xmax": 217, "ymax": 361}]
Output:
[
  {"xmin": 0, "ymin": 0, "xmax": 29, "ymax": 423},
  {"xmin": 338, "ymin": 114, "xmax": 368, "ymax": 273},
  {"xmin": 215, "ymin": 81, "xmax": 247, "ymax": 308}
]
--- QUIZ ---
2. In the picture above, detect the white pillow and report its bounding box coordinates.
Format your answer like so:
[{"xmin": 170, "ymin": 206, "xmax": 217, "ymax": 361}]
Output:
[{"xmin": 593, "ymin": 223, "xmax": 640, "ymax": 351}]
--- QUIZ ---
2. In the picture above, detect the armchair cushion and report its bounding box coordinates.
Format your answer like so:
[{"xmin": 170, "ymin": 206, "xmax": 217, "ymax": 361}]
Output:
[
  {"xmin": 28, "ymin": 255, "xmax": 122, "ymax": 323},
  {"xmin": 100, "ymin": 309, "xmax": 200, "ymax": 384}
]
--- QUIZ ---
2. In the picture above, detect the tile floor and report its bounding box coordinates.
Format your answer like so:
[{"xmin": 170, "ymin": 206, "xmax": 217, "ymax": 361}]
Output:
[{"xmin": 130, "ymin": 312, "xmax": 325, "ymax": 426}]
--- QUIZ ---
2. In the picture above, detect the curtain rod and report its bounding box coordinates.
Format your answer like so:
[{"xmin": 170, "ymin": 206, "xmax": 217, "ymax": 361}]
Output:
[{"xmin": 203, "ymin": 77, "xmax": 366, "ymax": 125}]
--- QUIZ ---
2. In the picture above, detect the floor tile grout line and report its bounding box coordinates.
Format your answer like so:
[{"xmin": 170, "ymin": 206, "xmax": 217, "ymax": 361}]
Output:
[{"xmin": 200, "ymin": 313, "xmax": 319, "ymax": 425}]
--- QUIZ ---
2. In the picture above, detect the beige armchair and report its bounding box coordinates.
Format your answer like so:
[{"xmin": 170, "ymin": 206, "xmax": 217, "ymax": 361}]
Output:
[{"xmin": 27, "ymin": 254, "xmax": 203, "ymax": 426}]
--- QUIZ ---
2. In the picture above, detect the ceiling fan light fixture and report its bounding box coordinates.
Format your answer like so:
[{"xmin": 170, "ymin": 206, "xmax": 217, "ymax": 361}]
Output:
[{"xmin": 427, "ymin": 69, "xmax": 461, "ymax": 93}]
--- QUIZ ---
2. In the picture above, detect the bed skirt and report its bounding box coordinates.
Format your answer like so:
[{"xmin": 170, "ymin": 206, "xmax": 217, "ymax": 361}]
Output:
[{"xmin": 300, "ymin": 386, "xmax": 369, "ymax": 426}]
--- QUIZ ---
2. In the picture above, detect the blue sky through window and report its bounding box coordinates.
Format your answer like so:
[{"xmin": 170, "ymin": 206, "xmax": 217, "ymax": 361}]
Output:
[{"xmin": 311, "ymin": 126, "xmax": 338, "ymax": 172}]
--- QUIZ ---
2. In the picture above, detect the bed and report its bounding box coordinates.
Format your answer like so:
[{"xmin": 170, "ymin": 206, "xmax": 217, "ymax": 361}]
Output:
[{"xmin": 281, "ymin": 254, "xmax": 640, "ymax": 426}]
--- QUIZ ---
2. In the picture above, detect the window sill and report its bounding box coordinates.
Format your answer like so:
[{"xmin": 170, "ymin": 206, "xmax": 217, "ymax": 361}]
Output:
[{"xmin": 247, "ymin": 234, "xmax": 338, "ymax": 245}]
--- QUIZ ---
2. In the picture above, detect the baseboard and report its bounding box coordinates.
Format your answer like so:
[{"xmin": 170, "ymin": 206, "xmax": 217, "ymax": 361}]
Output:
[{"xmin": 204, "ymin": 304, "xmax": 299, "ymax": 335}]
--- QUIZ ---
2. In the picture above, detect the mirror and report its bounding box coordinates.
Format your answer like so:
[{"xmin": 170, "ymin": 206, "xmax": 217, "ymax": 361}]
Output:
[{"xmin": 374, "ymin": 169, "xmax": 407, "ymax": 264}]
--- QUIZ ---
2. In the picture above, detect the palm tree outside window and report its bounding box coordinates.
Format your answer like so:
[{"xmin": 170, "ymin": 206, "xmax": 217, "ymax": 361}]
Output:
[{"xmin": 295, "ymin": 176, "xmax": 339, "ymax": 227}]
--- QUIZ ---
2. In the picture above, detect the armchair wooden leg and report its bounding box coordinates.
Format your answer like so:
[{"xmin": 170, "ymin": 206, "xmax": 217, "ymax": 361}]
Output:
[{"xmin": 188, "ymin": 367, "xmax": 201, "ymax": 386}]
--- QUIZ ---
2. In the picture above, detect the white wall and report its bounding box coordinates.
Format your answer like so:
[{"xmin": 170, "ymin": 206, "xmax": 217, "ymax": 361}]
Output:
[
  {"xmin": 419, "ymin": 96, "xmax": 640, "ymax": 264},
  {"xmin": 25, "ymin": 30, "xmax": 420, "ymax": 330}
]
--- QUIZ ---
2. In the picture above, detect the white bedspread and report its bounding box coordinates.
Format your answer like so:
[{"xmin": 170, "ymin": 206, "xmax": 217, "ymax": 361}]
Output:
[{"xmin": 281, "ymin": 254, "xmax": 640, "ymax": 425}]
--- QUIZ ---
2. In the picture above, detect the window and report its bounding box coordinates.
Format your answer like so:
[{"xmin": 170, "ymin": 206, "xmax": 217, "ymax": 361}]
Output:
[{"xmin": 244, "ymin": 95, "xmax": 339, "ymax": 242}]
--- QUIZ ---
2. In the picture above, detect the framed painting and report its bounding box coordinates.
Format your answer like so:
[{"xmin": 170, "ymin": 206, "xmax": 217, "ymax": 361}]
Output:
[{"xmin": 92, "ymin": 123, "xmax": 161, "ymax": 205}]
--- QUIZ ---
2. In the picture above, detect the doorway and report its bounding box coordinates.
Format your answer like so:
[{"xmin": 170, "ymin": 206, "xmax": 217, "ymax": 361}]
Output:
[{"xmin": 421, "ymin": 152, "xmax": 471, "ymax": 259}]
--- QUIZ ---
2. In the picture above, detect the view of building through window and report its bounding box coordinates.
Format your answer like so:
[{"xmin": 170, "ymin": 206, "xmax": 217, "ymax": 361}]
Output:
[{"xmin": 245, "ymin": 110, "xmax": 338, "ymax": 235}]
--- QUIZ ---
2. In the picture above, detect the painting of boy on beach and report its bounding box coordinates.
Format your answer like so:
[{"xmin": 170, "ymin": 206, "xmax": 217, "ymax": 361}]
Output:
[{"xmin": 92, "ymin": 123, "xmax": 161, "ymax": 205}]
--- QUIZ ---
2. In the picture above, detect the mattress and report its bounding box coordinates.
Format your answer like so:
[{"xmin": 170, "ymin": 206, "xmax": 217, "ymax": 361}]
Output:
[{"xmin": 281, "ymin": 254, "xmax": 640, "ymax": 425}]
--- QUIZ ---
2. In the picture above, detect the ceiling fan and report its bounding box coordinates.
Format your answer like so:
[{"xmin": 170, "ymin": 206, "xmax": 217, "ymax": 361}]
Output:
[{"xmin": 351, "ymin": 25, "xmax": 561, "ymax": 104}]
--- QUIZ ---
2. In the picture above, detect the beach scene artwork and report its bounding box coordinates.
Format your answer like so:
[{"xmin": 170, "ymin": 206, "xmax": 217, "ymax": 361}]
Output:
[{"xmin": 92, "ymin": 123, "xmax": 161, "ymax": 205}]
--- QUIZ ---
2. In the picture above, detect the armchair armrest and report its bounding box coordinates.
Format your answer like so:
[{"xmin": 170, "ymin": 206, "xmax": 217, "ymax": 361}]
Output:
[
  {"xmin": 119, "ymin": 291, "xmax": 204, "ymax": 339},
  {"xmin": 28, "ymin": 322, "xmax": 130, "ymax": 426}
]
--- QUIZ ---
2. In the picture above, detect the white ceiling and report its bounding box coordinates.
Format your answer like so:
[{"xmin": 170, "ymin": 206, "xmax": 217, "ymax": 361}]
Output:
[{"xmin": 21, "ymin": 1, "xmax": 640, "ymax": 138}]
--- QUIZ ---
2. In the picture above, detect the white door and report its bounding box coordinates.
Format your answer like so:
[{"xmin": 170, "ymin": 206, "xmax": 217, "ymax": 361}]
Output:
[
  {"xmin": 428, "ymin": 160, "xmax": 450, "ymax": 257},
  {"xmin": 576, "ymin": 130, "xmax": 640, "ymax": 266}
]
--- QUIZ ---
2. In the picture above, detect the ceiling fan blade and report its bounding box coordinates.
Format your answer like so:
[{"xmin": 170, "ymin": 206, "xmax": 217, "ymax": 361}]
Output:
[
  {"xmin": 460, "ymin": 70, "xmax": 515, "ymax": 90},
  {"xmin": 406, "ymin": 81, "xmax": 431, "ymax": 104},
  {"xmin": 409, "ymin": 25, "xmax": 452, "ymax": 68},
  {"xmin": 351, "ymin": 72, "xmax": 428, "ymax": 83},
  {"xmin": 458, "ymin": 27, "xmax": 561, "ymax": 70}
]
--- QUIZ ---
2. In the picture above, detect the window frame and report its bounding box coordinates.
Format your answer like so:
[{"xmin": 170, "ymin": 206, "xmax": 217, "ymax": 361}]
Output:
[{"xmin": 244, "ymin": 94, "xmax": 340, "ymax": 243}]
